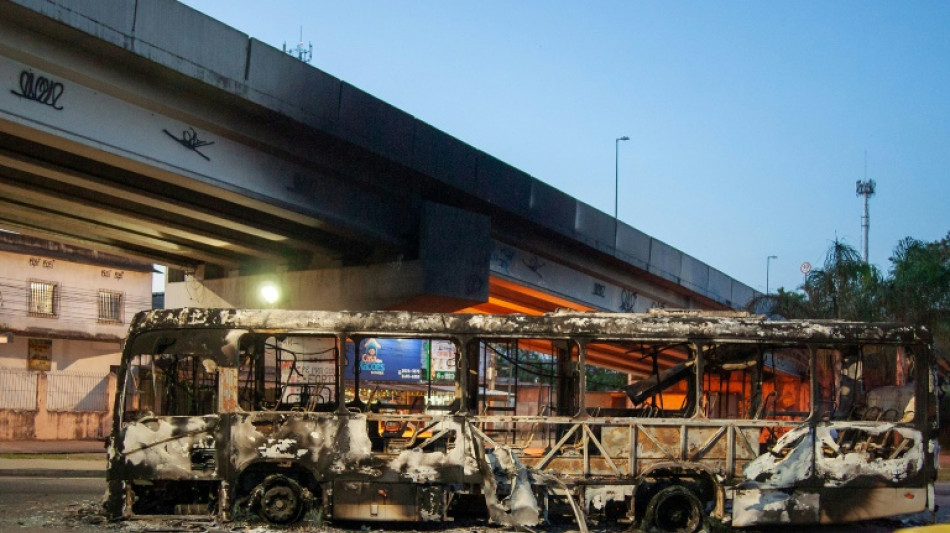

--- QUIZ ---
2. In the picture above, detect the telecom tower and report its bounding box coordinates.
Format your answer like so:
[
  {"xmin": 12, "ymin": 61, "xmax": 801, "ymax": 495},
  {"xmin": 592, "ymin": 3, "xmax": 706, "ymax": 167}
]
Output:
[
  {"xmin": 855, "ymin": 179, "xmax": 876, "ymax": 263},
  {"xmin": 283, "ymin": 27, "xmax": 312, "ymax": 64}
]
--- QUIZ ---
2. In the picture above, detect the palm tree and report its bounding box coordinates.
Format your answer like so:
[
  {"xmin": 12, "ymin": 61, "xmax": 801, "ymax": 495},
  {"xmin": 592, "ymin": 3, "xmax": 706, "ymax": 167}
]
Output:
[
  {"xmin": 748, "ymin": 239, "xmax": 884, "ymax": 321},
  {"xmin": 801, "ymin": 239, "xmax": 885, "ymax": 321}
]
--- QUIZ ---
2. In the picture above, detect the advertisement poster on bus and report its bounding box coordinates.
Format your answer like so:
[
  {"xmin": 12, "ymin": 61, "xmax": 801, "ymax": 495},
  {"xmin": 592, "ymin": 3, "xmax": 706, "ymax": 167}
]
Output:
[
  {"xmin": 424, "ymin": 339, "xmax": 456, "ymax": 382},
  {"xmin": 342, "ymin": 338, "xmax": 457, "ymax": 382},
  {"xmin": 345, "ymin": 338, "xmax": 423, "ymax": 381}
]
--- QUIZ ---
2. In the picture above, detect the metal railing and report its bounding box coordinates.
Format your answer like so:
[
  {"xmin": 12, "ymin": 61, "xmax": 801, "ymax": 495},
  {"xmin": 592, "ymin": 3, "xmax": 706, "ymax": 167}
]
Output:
[
  {"xmin": 0, "ymin": 368, "xmax": 38, "ymax": 410},
  {"xmin": 47, "ymin": 371, "xmax": 110, "ymax": 412}
]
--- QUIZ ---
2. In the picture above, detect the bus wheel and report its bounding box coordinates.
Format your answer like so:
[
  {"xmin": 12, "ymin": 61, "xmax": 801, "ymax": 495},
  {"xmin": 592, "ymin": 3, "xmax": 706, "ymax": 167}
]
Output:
[
  {"xmin": 641, "ymin": 485, "xmax": 703, "ymax": 533},
  {"xmin": 257, "ymin": 475, "xmax": 307, "ymax": 525}
]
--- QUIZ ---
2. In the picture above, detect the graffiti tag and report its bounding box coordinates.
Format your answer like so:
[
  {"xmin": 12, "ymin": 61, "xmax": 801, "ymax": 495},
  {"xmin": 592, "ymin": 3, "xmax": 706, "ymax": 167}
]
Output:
[
  {"xmin": 163, "ymin": 127, "xmax": 214, "ymax": 161},
  {"xmin": 11, "ymin": 70, "xmax": 64, "ymax": 110}
]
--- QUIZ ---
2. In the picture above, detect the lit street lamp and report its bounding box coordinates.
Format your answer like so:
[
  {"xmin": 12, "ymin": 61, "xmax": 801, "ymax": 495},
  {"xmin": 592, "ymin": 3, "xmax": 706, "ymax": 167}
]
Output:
[
  {"xmin": 259, "ymin": 281, "xmax": 280, "ymax": 306},
  {"xmin": 614, "ymin": 136, "xmax": 629, "ymax": 222},
  {"xmin": 766, "ymin": 255, "xmax": 778, "ymax": 295}
]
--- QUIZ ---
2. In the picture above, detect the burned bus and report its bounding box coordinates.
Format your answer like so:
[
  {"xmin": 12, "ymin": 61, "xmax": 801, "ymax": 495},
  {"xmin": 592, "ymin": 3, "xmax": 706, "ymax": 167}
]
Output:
[{"xmin": 105, "ymin": 308, "xmax": 938, "ymax": 532}]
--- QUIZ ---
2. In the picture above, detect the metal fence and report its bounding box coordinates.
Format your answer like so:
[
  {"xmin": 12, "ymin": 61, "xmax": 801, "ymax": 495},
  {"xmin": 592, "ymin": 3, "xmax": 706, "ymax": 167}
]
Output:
[
  {"xmin": 47, "ymin": 371, "xmax": 110, "ymax": 412},
  {"xmin": 0, "ymin": 368, "xmax": 38, "ymax": 410}
]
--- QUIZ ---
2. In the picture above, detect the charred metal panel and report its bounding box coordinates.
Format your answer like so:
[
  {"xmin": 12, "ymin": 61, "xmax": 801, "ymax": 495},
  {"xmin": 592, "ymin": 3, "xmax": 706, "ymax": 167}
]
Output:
[
  {"xmin": 600, "ymin": 426, "xmax": 631, "ymax": 458},
  {"xmin": 332, "ymin": 481, "xmax": 446, "ymax": 522},
  {"xmin": 529, "ymin": 456, "xmax": 628, "ymax": 477},
  {"xmin": 735, "ymin": 423, "xmax": 931, "ymax": 526},
  {"xmin": 818, "ymin": 487, "xmax": 929, "ymax": 523},
  {"xmin": 733, "ymin": 427, "xmax": 765, "ymax": 476},
  {"xmin": 733, "ymin": 488, "xmax": 820, "ymax": 526},
  {"xmin": 482, "ymin": 446, "xmax": 541, "ymax": 527},
  {"xmin": 333, "ymin": 481, "xmax": 416, "ymax": 521},
  {"xmin": 230, "ymin": 412, "xmax": 373, "ymax": 480},
  {"xmin": 743, "ymin": 424, "xmax": 925, "ymax": 489},
  {"xmin": 115, "ymin": 415, "xmax": 222, "ymax": 480},
  {"xmin": 685, "ymin": 426, "xmax": 730, "ymax": 468},
  {"xmin": 127, "ymin": 308, "xmax": 933, "ymax": 347},
  {"xmin": 635, "ymin": 426, "xmax": 681, "ymax": 462}
]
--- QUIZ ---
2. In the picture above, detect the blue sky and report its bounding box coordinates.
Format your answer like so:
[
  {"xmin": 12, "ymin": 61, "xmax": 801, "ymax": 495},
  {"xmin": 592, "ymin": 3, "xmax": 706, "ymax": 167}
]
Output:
[{"xmin": 180, "ymin": 1, "xmax": 949, "ymax": 294}]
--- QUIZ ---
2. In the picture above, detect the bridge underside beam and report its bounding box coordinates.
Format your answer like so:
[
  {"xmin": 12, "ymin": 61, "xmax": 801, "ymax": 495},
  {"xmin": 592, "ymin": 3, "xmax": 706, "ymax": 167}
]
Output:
[{"xmin": 0, "ymin": 128, "xmax": 372, "ymax": 270}]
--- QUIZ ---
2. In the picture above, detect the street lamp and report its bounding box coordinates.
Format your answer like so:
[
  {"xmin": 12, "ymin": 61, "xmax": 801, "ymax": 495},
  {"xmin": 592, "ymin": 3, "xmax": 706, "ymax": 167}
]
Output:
[
  {"xmin": 259, "ymin": 281, "xmax": 280, "ymax": 306},
  {"xmin": 614, "ymin": 136, "xmax": 629, "ymax": 222},
  {"xmin": 766, "ymin": 255, "xmax": 778, "ymax": 295}
]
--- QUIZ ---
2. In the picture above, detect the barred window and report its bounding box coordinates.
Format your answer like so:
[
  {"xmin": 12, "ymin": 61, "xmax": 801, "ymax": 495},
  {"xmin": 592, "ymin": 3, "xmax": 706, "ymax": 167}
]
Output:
[
  {"xmin": 28, "ymin": 280, "xmax": 59, "ymax": 317},
  {"xmin": 98, "ymin": 290, "xmax": 123, "ymax": 323}
]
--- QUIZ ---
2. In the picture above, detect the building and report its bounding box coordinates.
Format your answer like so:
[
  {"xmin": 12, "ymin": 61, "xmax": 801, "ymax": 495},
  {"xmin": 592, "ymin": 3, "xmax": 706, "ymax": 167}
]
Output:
[{"xmin": 0, "ymin": 233, "xmax": 152, "ymax": 439}]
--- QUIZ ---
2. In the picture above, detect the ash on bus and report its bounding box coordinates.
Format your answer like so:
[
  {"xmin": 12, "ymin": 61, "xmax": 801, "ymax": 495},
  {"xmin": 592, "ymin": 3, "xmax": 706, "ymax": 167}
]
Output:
[{"xmin": 105, "ymin": 308, "xmax": 938, "ymax": 533}]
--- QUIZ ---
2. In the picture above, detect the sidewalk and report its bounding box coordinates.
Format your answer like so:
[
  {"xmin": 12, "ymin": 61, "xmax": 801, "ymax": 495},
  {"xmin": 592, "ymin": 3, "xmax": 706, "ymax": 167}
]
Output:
[{"xmin": 0, "ymin": 439, "xmax": 106, "ymax": 478}]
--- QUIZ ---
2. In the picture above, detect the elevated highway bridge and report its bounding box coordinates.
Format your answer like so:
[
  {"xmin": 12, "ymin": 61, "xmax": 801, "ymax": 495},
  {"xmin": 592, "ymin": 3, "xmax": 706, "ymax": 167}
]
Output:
[{"xmin": 0, "ymin": 0, "xmax": 758, "ymax": 344}]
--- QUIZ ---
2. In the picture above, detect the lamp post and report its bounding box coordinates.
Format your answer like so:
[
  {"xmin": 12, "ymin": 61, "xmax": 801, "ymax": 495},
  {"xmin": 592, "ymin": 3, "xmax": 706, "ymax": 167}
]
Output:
[
  {"xmin": 614, "ymin": 136, "xmax": 629, "ymax": 222},
  {"xmin": 766, "ymin": 255, "xmax": 777, "ymax": 295}
]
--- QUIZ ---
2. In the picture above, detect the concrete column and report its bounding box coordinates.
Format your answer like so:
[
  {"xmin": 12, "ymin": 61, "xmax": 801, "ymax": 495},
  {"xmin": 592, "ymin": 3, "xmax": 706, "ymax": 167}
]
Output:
[
  {"xmin": 34, "ymin": 371, "xmax": 52, "ymax": 439},
  {"xmin": 103, "ymin": 369, "xmax": 118, "ymax": 438}
]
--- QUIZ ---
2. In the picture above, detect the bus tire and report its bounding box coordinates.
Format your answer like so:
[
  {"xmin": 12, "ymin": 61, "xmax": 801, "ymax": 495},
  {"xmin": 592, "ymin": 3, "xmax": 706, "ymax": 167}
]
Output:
[
  {"xmin": 257, "ymin": 475, "xmax": 307, "ymax": 525},
  {"xmin": 641, "ymin": 485, "xmax": 704, "ymax": 533}
]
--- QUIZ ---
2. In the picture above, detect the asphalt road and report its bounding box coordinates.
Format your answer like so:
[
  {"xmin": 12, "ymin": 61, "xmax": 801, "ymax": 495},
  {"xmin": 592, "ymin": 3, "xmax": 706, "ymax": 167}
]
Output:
[
  {"xmin": 0, "ymin": 477, "xmax": 107, "ymax": 533},
  {"xmin": 0, "ymin": 477, "xmax": 945, "ymax": 533}
]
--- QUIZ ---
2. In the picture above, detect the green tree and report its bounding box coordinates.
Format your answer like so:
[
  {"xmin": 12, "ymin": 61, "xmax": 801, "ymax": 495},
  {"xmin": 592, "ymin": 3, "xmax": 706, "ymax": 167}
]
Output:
[
  {"xmin": 801, "ymin": 239, "xmax": 885, "ymax": 321},
  {"xmin": 886, "ymin": 233, "xmax": 950, "ymax": 374},
  {"xmin": 747, "ymin": 287, "xmax": 812, "ymax": 319},
  {"xmin": 886, "ymin": 234, "xmax": 950, "ymax": 325},
  {"xmin": 749, "ymin": 239, "xmax": 884, "ymax": 321}
]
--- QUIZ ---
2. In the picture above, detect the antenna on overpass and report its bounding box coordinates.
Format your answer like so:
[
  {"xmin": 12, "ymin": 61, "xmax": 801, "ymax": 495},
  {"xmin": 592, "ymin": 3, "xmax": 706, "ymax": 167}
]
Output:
[
  {"xmin": 855, "ymin": 152, "xmax": 876, "ymax": 263},
  {"xmin": 283, "ymin": 26, "xmax": 313, "ymax": 64}
]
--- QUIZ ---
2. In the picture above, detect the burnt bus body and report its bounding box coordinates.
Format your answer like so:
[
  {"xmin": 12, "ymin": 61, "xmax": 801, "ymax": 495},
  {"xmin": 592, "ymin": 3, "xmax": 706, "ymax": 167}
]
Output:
[{"xmin": 105, "ymin": 308, "xmax": 938, "ymax": 532}]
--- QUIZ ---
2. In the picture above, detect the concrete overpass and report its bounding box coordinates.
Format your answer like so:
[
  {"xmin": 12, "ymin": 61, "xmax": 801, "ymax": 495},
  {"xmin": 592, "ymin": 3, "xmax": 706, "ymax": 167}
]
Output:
[{"xmin": 0, "ymin": 0, "xmax": 757, "ymax": 317}]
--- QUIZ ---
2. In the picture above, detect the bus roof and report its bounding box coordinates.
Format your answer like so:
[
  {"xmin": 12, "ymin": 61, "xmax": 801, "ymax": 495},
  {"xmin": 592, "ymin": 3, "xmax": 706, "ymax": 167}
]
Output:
[{"xmin": 127, "ymin": 308, "xmax": 931, "ymax": 346}]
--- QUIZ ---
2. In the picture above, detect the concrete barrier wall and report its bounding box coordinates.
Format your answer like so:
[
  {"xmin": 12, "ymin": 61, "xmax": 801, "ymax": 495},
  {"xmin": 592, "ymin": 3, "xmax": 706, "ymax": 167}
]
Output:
[
  {"xmin": 0, "ymin": 410, "xmax": 110, "ymax": 440},
  {"xmin": 0, "ymin": 371, "xmax": 115, "ymax": 441}
]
